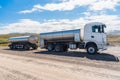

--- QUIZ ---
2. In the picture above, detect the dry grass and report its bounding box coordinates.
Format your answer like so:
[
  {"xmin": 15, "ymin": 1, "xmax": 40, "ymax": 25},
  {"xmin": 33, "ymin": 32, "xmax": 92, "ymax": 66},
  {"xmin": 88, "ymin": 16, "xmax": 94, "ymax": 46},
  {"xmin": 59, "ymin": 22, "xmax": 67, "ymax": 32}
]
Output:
[{"xmin": 107, "ymin": 34, "xmax": 120, "ymax": 44}]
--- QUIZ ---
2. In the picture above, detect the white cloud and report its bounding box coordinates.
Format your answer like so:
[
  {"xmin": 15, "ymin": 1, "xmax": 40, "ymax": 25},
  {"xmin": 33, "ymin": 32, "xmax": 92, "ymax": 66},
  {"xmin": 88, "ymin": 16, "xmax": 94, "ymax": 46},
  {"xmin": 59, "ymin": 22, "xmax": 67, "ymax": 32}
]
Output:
[
  {"xmin": 0, "ymin": 14, "xmax": 120, "ymax": 34},
  {"xmin": 0, "ymin": 18, "xmax": 87, "ymax": 34},
  {"xmin": 89, "ymin": 0, "xmax": 120, "ymax": 11},
  {"xmin": 19, "ymin": 5, "xmax": 43, "ymax": 14},
  {"xmin": 19, "ymin": 0, "xmax": 96, "ymax": 14},
  {"xmin": 19, "ymin": 0, "xmax": 120, "ymax": 14}
]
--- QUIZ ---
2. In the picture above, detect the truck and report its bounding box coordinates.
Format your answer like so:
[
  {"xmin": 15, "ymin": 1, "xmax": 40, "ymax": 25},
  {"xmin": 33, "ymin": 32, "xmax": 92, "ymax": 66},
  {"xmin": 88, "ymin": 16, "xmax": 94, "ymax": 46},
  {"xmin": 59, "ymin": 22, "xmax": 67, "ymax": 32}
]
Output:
[
  {"xmin": 40, "ymin": 22, "xmax": 107, "ymax": 54},
  {"xmin": 8, "ymin": 35, "xmax": 38, "ymax": 50}
]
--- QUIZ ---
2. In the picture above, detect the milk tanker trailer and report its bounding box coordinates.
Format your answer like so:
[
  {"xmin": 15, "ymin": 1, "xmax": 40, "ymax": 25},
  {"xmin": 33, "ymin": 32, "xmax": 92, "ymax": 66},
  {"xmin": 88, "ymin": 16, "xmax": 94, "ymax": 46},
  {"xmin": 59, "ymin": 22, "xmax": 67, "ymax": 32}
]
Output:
[{"xmin": 8, "ymin": 35, "xmax": 38, "ymax": 50}]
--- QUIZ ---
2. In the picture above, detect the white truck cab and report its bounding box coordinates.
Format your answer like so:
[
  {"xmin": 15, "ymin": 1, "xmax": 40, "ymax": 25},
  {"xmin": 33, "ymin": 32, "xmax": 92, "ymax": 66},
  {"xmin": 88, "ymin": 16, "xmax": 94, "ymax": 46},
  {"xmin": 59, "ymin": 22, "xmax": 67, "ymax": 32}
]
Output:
[{"xmin": 83, "ymin": 22, "xmax": 107, "ymax": 53}]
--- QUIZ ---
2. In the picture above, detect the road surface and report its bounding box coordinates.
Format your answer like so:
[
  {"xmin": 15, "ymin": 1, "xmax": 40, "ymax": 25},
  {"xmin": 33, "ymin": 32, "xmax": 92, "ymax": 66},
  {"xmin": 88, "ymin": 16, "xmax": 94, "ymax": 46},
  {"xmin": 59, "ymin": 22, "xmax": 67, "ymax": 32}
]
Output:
[{"xmin": 0, "ymin": 46, "xmax": 119, "ymax": 80}]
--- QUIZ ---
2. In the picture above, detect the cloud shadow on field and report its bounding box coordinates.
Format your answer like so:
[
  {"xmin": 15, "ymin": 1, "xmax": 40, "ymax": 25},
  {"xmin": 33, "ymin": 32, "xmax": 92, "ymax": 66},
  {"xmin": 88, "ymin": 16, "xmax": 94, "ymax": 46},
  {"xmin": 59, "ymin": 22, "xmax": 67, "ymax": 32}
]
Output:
[{"xmin": 34, "ymin": 51, "xmax": 119, "ymax": 62}]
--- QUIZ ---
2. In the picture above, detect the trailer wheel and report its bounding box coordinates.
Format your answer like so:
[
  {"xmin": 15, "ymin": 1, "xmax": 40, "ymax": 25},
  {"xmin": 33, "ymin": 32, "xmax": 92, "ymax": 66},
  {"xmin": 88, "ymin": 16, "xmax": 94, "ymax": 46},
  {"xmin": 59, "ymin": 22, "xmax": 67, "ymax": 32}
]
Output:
[
  {"xmin": 9, "ymin": 45, "xmax": 13, "ymax": 50},
  {"xmin": 12, "ymin": 44, "xmax": 16, "ymax": 50},
  {"xmin": 55, "ymin": 44, "xmax": 63, "ymax": 52},
  {"xmin": 32, "ymin": 45, "xmax": 38, "ymax": 50},
  {"xmin": 32, "ymin": 46, "xmax": 38, "ymax": 50},
  {"xmin": 47, "ymin": 44, "xmax": 54, "ymax": 51},
  {"xmin": 86, "ymin": 44, "xmax": 97, "ymax": 54},
  {"xmin": 23, "ymin": 45, "xmax": 30, "ymax": 50}
]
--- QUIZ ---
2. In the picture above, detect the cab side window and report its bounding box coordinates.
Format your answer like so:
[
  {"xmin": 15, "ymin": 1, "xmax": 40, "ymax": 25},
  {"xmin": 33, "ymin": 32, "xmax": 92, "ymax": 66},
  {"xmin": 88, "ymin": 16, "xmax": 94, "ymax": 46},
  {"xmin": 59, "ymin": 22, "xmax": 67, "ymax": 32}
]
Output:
[{"xmin": 92, "ymin": 25, "xmax": 101, "ymax": 33}]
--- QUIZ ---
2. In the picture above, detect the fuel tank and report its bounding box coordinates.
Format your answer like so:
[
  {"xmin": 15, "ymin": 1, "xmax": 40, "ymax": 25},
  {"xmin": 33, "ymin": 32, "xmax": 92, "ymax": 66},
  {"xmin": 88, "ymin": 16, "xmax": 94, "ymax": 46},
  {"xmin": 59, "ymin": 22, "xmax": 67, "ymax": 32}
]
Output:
[
  {"xmin": 9, "ymin": 35, "xmax": 38, "ymax": 43},
  {"xmin": 40, "ymin": 29, "xmax": 81, "ymax": 42}
]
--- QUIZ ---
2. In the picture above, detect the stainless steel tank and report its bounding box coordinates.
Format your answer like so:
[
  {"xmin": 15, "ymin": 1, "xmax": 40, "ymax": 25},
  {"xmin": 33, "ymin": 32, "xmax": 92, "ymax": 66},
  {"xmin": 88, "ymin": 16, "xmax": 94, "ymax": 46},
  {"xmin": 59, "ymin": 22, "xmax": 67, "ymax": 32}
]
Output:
[
  {"xmin": 9, "ymin": 35, "xmax": 38, "ymax": 43},
  {"xmin": 40, "ymin": 29, "xmax": 81, "ymax": 42}
]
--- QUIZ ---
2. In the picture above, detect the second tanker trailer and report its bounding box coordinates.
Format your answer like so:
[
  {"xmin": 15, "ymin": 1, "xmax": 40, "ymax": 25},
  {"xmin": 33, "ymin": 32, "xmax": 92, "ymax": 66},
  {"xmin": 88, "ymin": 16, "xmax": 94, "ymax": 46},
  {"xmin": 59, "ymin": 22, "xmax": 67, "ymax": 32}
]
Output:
[{"xmin": 8, "ymin": 35, "xmax": 38, "ymax": 50}]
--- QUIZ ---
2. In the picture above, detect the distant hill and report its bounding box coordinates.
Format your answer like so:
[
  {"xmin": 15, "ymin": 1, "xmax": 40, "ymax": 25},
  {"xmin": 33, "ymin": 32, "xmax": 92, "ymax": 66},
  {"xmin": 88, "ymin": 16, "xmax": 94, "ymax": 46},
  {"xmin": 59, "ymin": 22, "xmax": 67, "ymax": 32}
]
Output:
[
  {"xmin": 108, "ymin": 30, "xmax": 120, "ymax": 34},
  {"xmin": 9, "ymin": 33, "xmax": 36, "ymax": 35}
]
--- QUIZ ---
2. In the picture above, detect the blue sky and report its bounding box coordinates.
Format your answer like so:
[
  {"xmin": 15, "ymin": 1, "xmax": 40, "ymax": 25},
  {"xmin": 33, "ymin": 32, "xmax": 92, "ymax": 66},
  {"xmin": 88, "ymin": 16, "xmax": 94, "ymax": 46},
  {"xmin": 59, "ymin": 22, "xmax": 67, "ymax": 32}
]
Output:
[{"xmin": 0, "ymin": 0, "xmax": 120, "ymax": 34}]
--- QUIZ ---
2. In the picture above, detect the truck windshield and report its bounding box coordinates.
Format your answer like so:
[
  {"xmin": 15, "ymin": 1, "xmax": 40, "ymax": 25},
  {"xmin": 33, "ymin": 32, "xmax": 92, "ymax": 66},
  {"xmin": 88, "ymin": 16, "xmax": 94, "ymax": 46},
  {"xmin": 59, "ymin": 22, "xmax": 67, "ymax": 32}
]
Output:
[
  {"xmin": 92, "ymin": 25, "xmax": 101, "ymax": 33},
  {"xmin": 92, "ymin": 25, "xmax": 106, "ymax": 33}
]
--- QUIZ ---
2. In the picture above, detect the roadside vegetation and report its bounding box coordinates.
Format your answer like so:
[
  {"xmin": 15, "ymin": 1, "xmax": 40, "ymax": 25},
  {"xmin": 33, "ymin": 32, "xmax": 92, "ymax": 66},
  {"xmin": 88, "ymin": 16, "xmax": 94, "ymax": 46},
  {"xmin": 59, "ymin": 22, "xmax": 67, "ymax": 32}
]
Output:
[
  {"xmin": 0, "ymin": 34, "xmax": 120, "ymax": 46},
  {"xmin": 107, "ymin": 34, "xmax": 120, "ymax": 45}
]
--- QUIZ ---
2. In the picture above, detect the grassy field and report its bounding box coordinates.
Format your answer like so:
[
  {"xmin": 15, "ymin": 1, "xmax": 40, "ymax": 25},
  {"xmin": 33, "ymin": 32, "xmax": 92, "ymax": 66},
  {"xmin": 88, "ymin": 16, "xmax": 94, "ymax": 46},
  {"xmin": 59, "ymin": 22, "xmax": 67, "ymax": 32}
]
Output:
[{"xmin": 0, "ymin": 34, "xmax": 120, "ymax": 46}]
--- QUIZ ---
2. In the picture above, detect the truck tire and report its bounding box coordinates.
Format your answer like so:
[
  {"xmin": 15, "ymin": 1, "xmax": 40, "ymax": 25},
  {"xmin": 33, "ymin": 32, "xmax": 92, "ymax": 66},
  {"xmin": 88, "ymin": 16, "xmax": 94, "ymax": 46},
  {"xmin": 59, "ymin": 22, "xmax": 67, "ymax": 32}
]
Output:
[
  {"xmin": 47, "ymin": 44, "xmax": 54, "ymax": 51},
  {"xmin": 63, "ymin": 45, "xmax": 68, "ymax": 52},
  {"xmin": 63, "ymin": 48, "xmax": 68, "ymax": 52},
  {"xmin": 55, "ymin": 44, "xmax": 63, "ymax": 52},
  {"xmin": 86, "ymin": 44, "xmax": 97, "ymax": 54}
]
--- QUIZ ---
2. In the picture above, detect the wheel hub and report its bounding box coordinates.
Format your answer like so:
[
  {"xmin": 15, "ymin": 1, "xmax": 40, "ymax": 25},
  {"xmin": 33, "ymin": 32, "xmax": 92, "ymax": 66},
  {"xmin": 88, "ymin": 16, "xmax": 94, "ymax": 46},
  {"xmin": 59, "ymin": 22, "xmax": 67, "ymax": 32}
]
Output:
[{"xmin": 88, "ymin": 47, "xmax": 95, "ymax": 53}]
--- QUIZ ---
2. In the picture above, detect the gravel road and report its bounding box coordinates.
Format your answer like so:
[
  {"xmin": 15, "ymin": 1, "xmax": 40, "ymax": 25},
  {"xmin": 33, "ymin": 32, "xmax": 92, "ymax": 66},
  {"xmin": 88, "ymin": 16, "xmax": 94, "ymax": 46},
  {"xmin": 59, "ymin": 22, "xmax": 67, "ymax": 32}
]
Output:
[{"xmin": 0, "ymin": 46, "xmax": 120, "ymax": 80}]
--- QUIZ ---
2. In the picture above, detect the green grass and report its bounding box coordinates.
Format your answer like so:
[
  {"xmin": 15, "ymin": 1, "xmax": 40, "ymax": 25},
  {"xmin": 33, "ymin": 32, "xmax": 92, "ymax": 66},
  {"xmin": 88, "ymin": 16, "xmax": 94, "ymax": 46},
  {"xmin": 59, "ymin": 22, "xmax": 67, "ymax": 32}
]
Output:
[{"xmin": 0, "ymin": 34, "xmax": 120, "ymax": 46}]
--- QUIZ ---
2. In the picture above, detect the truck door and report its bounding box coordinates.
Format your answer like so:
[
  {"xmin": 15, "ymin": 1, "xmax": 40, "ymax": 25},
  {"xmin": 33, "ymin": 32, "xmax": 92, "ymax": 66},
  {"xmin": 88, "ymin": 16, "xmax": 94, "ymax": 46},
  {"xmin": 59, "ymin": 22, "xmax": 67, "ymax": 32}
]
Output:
[{"xmin": 91, "ymin": 25, "xmax": 103, "ymax": 46}]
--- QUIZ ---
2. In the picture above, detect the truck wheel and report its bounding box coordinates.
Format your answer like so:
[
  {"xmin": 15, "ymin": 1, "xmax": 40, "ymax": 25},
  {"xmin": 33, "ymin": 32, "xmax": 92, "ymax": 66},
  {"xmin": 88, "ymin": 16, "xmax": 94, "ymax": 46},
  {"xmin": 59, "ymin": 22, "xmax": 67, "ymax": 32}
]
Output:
[
  {"xmin": 87, "ymin": 44, "xmax": 97, "ymax": 54},
  {"xmin": 47, "ymin": 44, "xmax": 54, "ymax": 51},
  {"xmin": 63, "ymin": 48, "xmax": 68, "ymax": 52},
  {"xmin": 63, "ymin": 45, "xmax": 68, "ymax": 52},
  {"xmin": 55, "ymin": 45, "xmax": 63, "ymax": 52}
]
